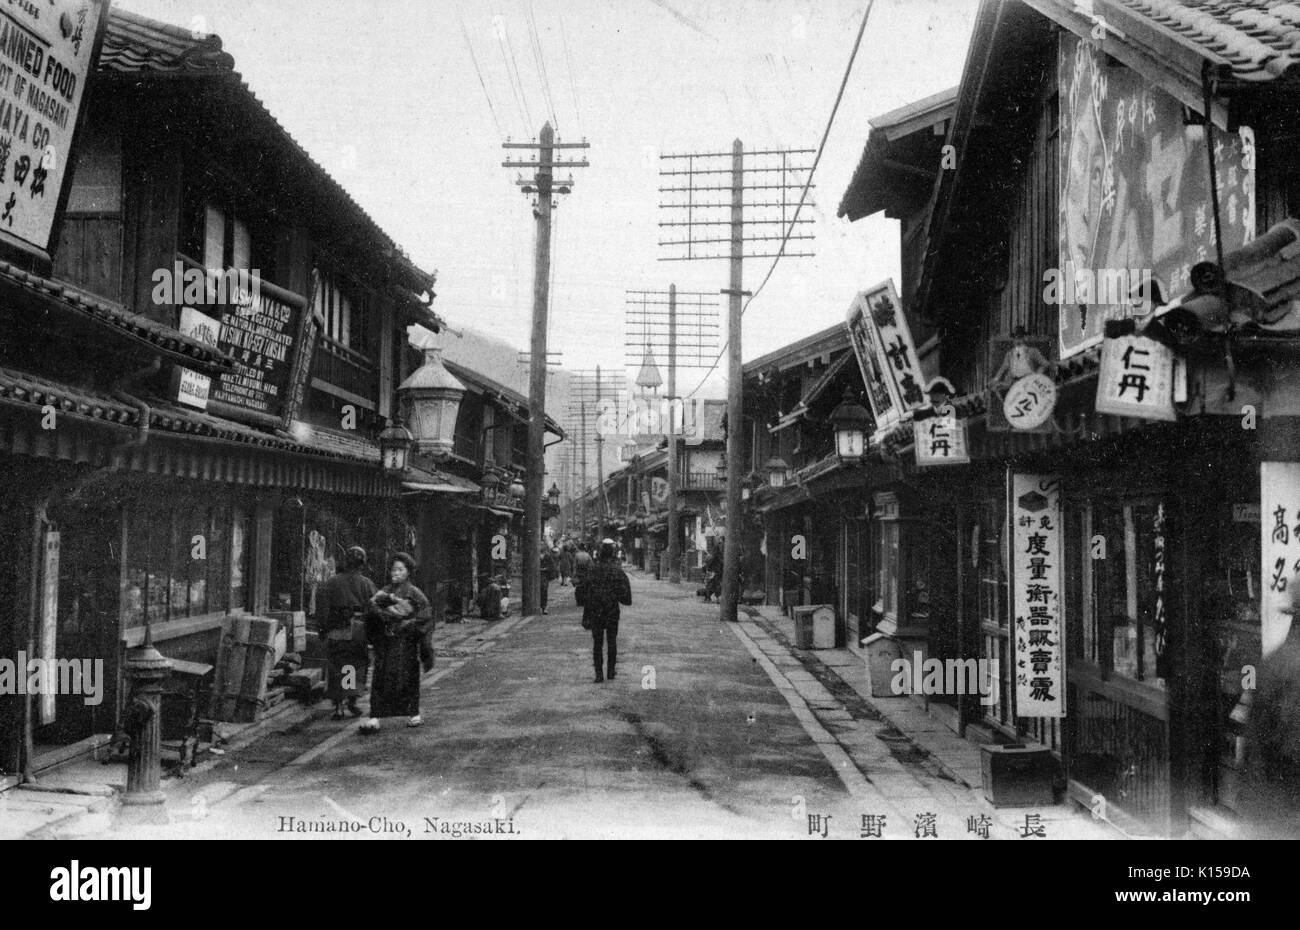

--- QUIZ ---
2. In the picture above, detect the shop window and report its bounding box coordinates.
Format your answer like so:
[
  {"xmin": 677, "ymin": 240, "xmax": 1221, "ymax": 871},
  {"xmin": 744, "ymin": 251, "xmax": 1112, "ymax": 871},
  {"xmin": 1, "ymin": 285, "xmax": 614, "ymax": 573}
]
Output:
[
  {"xmin": 123, "ymin": 504, "xmax": 242, "ymax": 628},
  {"xmin": 1081, "ymin": 500, "xmax": 1167, "ymax": 688}
]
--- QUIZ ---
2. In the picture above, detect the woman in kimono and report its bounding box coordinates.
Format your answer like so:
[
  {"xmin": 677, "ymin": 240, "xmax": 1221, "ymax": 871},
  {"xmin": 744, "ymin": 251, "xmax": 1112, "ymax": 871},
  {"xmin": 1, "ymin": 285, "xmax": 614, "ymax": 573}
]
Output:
[
  {"xmin": 359, "ymin": 552, "xmax": 434, "ymax": 731},
  {"xmin": 316, "ymin": 546, "xmax": 376, "ymax": 720}
]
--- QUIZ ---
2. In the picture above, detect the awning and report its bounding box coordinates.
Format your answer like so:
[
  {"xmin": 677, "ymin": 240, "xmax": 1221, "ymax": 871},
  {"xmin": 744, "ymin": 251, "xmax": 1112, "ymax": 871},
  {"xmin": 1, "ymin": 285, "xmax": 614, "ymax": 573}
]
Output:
[{"xmin": 401, "ymin": 463, "xmax": 479, "ymax": 495}]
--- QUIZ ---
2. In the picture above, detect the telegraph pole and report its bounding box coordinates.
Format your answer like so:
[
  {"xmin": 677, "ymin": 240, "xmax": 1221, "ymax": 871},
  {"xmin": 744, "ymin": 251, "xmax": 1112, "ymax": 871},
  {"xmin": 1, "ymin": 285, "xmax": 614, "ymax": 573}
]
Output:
[
  {"xmin": 657, "ymin": 141, "xmax": 814, "ymax": 622},
  {"xmin": 503, "ymin": 123, "xmax": 588, "ymax": 616},
  {"xmin": 624, "ymin": 286, "xmax": 718, "ymax": 584}
]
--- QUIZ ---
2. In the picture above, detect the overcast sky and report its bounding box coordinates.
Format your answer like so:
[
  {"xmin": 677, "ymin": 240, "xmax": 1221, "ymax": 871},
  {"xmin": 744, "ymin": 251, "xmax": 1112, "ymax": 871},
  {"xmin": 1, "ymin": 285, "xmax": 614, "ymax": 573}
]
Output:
[{"xmin": 117, "ymin": 0, "xmax": 977, "ymax": 399}]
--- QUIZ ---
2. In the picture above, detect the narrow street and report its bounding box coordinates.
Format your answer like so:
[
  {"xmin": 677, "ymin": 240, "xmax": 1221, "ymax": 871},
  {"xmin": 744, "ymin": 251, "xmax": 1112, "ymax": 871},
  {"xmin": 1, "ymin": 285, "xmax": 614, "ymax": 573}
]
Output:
[{"xmin": 82, "ymin": 569, "xmax": 1106, "ymax": 840}]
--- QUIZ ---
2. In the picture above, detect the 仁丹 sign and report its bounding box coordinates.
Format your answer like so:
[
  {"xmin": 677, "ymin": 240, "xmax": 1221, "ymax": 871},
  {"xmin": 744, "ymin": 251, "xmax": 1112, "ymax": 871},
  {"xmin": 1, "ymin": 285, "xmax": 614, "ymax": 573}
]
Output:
[{"xmin": 1095, "ymin": 333, "xmax": 1176, "ymax": 421}]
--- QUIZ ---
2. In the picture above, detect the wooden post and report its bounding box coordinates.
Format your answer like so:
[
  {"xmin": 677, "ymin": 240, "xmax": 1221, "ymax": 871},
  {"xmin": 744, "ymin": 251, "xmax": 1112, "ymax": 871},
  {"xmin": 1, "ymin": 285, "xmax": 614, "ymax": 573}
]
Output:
[
  {"xmin": 523, "ymin": 122, "xmax": 555, "ymax": 617},
  {"xmin": 720, "ymin": 140, "xmax": 744, "ymax": 622},
  {"xmin": 667, "ymin": 285, "xmax": 681, "ymax": 583}
]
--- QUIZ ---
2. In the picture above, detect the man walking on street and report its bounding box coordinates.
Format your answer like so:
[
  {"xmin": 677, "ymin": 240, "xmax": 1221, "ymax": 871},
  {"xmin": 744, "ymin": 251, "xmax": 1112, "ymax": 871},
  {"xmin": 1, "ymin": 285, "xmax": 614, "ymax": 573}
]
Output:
[
  {"xmin": 573, "ymin": 542, "xmax": 593, "ymax": 587},
  {"xmin": 540, "ymin": 541, "xmax": 557, "ymax": 615},
  {"xmin": 576, "ymin": 539, "xmax": 631, "ymax": 683}
]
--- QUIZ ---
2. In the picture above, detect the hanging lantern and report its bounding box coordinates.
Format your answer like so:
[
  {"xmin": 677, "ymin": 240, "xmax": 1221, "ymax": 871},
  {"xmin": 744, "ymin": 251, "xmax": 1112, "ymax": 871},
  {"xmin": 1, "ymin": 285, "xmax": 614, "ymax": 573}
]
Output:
[
  {"xmin": 547, "ymin": 482, "xmax": 561, "ymax": 508},
  {"xmin": 481, "ymin": 472, "xmax": 501, "ymax": 505},
  {"xmin": 829, "ymin": 386, "xmax": 871, "ymax": 465},
  {"xmin": 378, "ymin": 419, "xmax": 414, "ymax": 474},
  {"xmin": 764, "ymin": 455, "xmax": 790, "ymax": 488},
  {"xmin": 509, "ymin": 475, "xmax": 526, "ymax": 501},
  {"xmin": 397, "ymin": 340, "xmax": 466, "ymax": 462}
]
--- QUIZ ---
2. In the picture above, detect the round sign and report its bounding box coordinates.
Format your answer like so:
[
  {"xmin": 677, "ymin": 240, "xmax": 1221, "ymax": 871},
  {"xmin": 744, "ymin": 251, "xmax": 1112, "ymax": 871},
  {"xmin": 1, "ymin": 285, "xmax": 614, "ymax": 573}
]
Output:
[{"xmin": 1002, "ymin": 372, "xmax": 1057, "ymax": 430}]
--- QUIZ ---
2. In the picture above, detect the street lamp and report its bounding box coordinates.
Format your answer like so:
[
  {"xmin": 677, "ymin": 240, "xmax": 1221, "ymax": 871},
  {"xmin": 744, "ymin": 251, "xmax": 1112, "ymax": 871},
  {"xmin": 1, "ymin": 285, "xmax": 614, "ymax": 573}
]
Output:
[
  {"xmin": 829, "ymin": 386, "xmax": 872, "ymax": 465},
  {"xmin": 508, "ymin": 475, "xmax": 526, "ymax": 502},
  {"xmin": 481, "ymin": 472, "xmax": 501, "ymax": 505},
  {"xmin": 396, "ymin": 340, "xmax": 466, "ymax": 462},
  {"xmin": 547, "ymin": 482, "xmax": 561, "ymax": 509},
  {"xmin": 378, "ymin": 419, "xmax": 414, "ymax": 474},
  {"xmin": 764, "ymin": 455, "xmax": 790, "ymax": 488}
]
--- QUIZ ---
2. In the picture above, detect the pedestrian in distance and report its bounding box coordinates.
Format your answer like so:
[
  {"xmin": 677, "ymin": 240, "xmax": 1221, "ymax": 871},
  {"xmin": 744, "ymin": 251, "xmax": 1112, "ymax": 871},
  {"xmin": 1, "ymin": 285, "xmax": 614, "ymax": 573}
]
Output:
[
  {"xmin": 360, "ymin": 552, "xmax": 434, "ymax": 732},
  {"xmin": 476, "ymin": 573, "xmax": 503, "ymax": 619},
  {"xmin": 573, "ymin": 542, "xmax": 593, "ymax": 588},
  {"xmin": 316, "ymin": 546, "xmax": 376, "ymax": 720},
  {"xmin": 575, "ymin": 539, "xmax": 632, "ymax": 683},
  {"xmin": 703, "ymin": 543, "xmax": 724, "ymax": 603},
  {"xmin": 559, "ymin": 542, "xmax": 575, "ymax": 586},
  {"xmin": 540, "ymin": 542, "xmax": 558, "ymax": 615}
]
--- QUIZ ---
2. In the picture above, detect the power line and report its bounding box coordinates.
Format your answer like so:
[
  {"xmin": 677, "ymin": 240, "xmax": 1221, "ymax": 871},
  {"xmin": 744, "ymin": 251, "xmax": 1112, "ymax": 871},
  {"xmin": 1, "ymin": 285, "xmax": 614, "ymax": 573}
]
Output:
[
  {"xmin": 456, "ymin": 4, "xmax": 504, "ymax": 138},
  {"xmin": 527, "ymin": 1, "xmax": 559, "ymax": 130},
  {"xmin": 682, "ymin": 0, "xmax": 876, "ymax": 400},
  {"xmin": 557, "ymin": 9, "xmax": 583, "ymax": 137},
  {"xmin": 497, "ymin": 7, "xmax": 534, "ymax": 133}
]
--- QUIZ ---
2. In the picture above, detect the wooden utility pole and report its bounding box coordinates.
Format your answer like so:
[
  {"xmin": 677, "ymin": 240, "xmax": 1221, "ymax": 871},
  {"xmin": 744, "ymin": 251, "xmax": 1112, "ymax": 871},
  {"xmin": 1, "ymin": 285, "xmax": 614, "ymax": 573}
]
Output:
[
  {"xmin": 720, "ymin": 140, "xmax": 745, "ymax": 622},
  {"xmin": 657, "ymin": 141, "xmax": 814, "ymax": 622},
  {"xmin": 503, "ymin": 123, "xmax": 588, "ymax": 616},
  {"xmin": 666, "ymin": 284, "xmax": 679, "ymax": 583}
]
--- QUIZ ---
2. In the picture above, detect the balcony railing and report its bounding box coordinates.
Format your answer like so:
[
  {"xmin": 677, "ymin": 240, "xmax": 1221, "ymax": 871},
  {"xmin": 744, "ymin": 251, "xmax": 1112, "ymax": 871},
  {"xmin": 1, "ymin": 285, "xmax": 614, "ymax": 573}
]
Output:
[
  {"xmin": 682, "ymin": 471, "xmax": 724, "ymax": 490},
  {"xmin": 311, "ymin": 335, "xmax": 378, "ymax": 403}
]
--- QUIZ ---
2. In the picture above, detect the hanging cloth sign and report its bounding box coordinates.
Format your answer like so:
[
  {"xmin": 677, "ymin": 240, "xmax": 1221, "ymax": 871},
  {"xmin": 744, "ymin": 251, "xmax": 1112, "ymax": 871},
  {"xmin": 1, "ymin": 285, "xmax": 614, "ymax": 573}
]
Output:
[{"xmin": 1095, "ymin": 334, "xmax": 1176, "ymax": 421}]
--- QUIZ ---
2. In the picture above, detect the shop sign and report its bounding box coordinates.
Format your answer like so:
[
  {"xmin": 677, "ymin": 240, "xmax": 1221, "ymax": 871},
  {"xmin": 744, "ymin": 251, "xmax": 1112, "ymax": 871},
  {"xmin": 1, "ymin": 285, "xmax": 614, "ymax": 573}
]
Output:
[
  {"xmin": 1261, "ymin": 463, "xmax": 1300, "ymax": 657},
  {"xmin": 1009, "ymin": 473, "xmax": 1065, "ymax": 718},
  {"xmin": 650, "ymin": 476, "xmax": 669, "ymax": 505},
  {"xmin": 38, "ymin": 529, "xmax": 59, "ymax": 725},
  {"xmin": 1095, "ymin": 333, "xmax": 1176, "ymax": 421},
  {"xmin": 913, "ymin": 412, "xmax": 969, "ymax": 466},
  {"xmin": 845, "ymin": 279, "xmax": 925, "ymax": 435},
  {"xmin": 1058, "ymin": 33, "xmax": 1256, "ymax": 359},
  {"xmin": 207, "ymin": 280, "xmax": 316, "ymax": 428},
  {"xmin": 1002, "ymin": 372, "xmax": 1058, "ymax": 431},
  {"xmin": 987, "ymin": 334, "xmax": 1056, "ymax": 432},
  {"xmin": 0, "ymin": 0, "xmax": 109, "ymax": 262},
  {"xmin": 174, "ymin": 306, "xmax": 220, "ymax": 410}
]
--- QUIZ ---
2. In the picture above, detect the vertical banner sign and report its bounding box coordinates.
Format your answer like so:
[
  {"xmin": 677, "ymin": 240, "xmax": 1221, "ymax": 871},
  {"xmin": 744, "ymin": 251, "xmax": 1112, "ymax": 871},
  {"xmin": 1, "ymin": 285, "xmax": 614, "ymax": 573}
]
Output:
[
  {"xmin": 1058, "ymin": 32, "xmax": 1255, "ymax": 359},
  {"xmin": 1010, "ymin": 474, "xmax": 1065, "ymax": 717},
  {"xmin": 0, "ymin": 0, "xmax": 108, "ymax": 260},
  {"xmin": 1095, "ymin": 334, "xmax": 1176, "ymax": 421},
  {"xmin": 845, "ymin": 279, "xmax": 925, "ymax": 435},
  {"xmin": 913, "ymin": 412, "xmax": 970, "ymax": 466},
  {"xmin": 1261, "ymin": 462, "xmax": 1300, "ymax": 657},
  {"xmin": 39, "ymin": 529, "xmax": 60, "ymax": 725}
]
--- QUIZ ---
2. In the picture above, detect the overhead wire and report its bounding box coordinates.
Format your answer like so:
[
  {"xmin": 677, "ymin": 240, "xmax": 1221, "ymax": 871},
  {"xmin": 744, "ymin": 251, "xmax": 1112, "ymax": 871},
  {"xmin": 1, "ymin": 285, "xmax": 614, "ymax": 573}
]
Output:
[
  {"xmin": 682, "ymin": 0, "xmax": 876, "ymax": 400},
  {"xmin": 558, "ymin": 8, "xmax": 583, "ymax": 137},
  {"xmin": 495, "ymin": 5, "xmax": 535, "ymax": 132},
  {"xmin": 527, "ymin": 1, "xmax": 560, "ymax": 129},
  {"xmin": 455, "ymin": 3, "xmax": 504, "ymax": 138}
]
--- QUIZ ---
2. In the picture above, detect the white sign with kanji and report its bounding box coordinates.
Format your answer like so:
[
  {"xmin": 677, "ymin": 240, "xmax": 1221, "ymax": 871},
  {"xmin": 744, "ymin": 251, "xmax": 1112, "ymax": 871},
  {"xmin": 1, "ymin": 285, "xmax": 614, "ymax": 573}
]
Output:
[
  {"xmin": 1261, "ymin": 462, "xmax": 1300, "ymax": 657},
  {"xmin": 1095, "ymin": 334, "xmax": 1176, "ymax": 421},
  {"xmin": 914, "ymin": 412, "xmax": 969, "ymax": 466},
  {"xmin": 1010, "ymin": 473, "xmax": 1065, "ymax": 718},
  {"xmin": 845, "ymin": 279, "xmax": 925, "ymax": 435}
]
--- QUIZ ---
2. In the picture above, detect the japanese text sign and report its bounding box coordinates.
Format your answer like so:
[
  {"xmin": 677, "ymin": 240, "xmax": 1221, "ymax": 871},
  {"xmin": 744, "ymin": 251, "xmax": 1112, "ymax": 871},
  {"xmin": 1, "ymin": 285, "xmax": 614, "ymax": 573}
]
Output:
[
  {"xmin": 1095, "ymin": 333, "xmax": 1176, "ymax": 421},
  {"xmin": 1261, "ymin": 462, "xmax": 1300, "ymax": 657},
  {"xmin": 914, "ymin": 411, "xmax": 969, "ymax": 466},
  {"xmin": 0, "ymin": 0, "xmax": 107, "ymax": 258},
  {"xmin": 1010, "ymin": 473, "xmax": 1065, "ymax": 717},
  {"xmin": 845, "ymin": 279, "xmax": 924, "ymax": 434}
]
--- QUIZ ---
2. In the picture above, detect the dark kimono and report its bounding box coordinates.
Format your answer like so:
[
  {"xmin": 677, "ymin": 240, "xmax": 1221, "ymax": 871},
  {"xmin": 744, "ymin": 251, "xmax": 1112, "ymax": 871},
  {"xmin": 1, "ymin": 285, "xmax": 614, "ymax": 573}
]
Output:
[
  {"xmin": 366, "ymin": 581, "xmax": 434, "ymax": 718},
  {"xmin": 315, "ymin": 569, "xmax": 377, "ymax": 702}
]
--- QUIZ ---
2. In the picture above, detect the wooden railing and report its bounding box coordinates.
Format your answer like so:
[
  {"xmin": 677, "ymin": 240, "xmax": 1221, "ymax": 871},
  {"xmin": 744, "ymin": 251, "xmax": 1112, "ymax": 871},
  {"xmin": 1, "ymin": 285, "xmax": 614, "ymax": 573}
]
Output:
[
  {"xmin": 310, "ymin": 334, "xmax": 377, "ymax": 402},
  {"xmin": 682, "ymin": 471, "xmax": 724, "ymax": 490}
]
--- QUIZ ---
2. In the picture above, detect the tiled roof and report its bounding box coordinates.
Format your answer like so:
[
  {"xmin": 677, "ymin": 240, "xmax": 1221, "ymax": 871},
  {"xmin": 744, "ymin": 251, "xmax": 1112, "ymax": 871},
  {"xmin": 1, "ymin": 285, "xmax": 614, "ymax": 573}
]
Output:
[
  {"xmin": 1101, "ymin": 0, "xmax": 1300, "ymax": 80},
  {"xmin": 0, "ymin": 260, "xmax": 235, "ymax": 374},
  {"xmin": 97, "ymin": 9, "xmax": 441, "ymax": 314},
  {"xmin": 0, "ymin": 366, "xmax": 381, "ymax": 464},
  {"xmin": 445, "ymin": 359, "xmax": 565, "ymax": 436}
]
